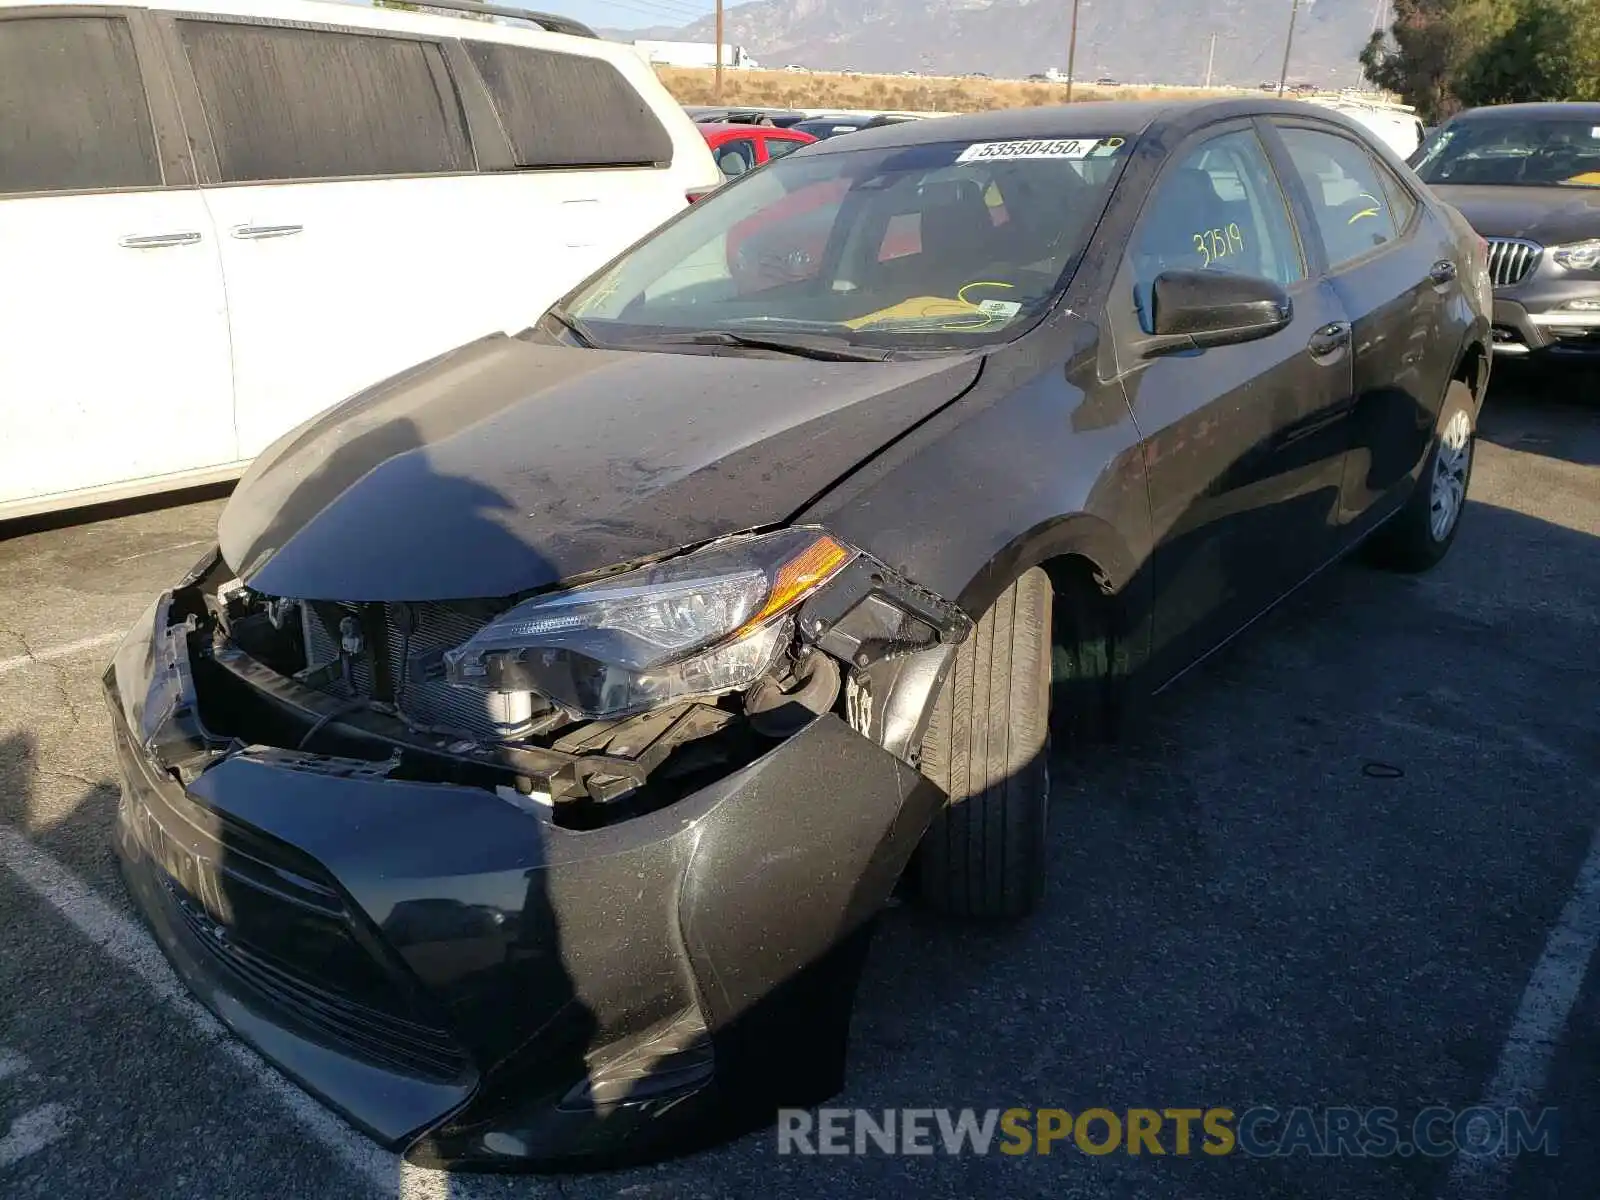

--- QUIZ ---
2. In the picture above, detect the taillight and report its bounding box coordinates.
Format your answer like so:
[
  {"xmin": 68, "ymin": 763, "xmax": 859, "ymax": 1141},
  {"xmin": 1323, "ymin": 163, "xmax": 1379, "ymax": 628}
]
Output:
[{"xmin": 687, "ymin": 187, "xmax": 715, "ymax": 204}]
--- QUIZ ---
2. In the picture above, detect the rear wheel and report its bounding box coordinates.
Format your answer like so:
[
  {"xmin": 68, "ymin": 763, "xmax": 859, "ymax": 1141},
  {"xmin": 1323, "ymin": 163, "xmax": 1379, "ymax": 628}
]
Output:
[
  {"xmin": 916, "ymin": 568, "xmax": 1052, "ymax": 919},
  {"xmin": 1364, "ymin": 380, "xmax": 1476, "ymax": 573}
]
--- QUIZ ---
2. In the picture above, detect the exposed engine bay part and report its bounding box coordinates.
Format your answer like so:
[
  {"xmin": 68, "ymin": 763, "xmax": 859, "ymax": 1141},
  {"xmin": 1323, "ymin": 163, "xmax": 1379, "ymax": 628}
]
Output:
[
  {"xmin": 181, "ymin": 532, "xmax": 976, "ymax": 818},
  {"xmin": 742, "ymin": 650, "xmax": 841, "ymax": 739}
]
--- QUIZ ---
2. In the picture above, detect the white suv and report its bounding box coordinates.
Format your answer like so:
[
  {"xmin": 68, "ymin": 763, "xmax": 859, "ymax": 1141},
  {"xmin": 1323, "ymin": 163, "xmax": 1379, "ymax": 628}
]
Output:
[{"xmin": 0, "ymin": 0, "xmax": 720, "ymax": 520}]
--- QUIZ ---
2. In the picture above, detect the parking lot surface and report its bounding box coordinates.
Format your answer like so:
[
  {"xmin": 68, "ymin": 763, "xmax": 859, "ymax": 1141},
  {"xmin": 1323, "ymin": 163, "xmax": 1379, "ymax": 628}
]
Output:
[{"xmin": 1, "ymin": 371, "xmax": 1597, "ymax": 1200}]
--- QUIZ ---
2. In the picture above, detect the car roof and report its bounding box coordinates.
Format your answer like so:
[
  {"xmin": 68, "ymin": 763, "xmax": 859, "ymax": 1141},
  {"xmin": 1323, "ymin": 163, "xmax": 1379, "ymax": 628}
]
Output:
[
  {"xmin": 801, "ymin": 98, "xmax": 1370, "ymax": 155},
  {"xmin": 0, "ymin": 0, "xmax": 607, "ymax": 50},
  {"xmin": 1451, "ymin": 102, "xmax": 1600, "ymax": 122}
]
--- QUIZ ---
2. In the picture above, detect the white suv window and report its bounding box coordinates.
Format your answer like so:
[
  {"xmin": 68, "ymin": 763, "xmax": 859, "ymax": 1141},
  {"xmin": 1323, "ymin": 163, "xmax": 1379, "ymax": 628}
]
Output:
[
  {"xmin": 0, "ymin": 16, "xmax": 160, "ymax": 195},
  {"xmin": 177, "ymin": 21, "xmax": 471, "ymax": 182},
  {"xmin": 464, "ymin": 42, "xmax": 673, "ymax": 168}
]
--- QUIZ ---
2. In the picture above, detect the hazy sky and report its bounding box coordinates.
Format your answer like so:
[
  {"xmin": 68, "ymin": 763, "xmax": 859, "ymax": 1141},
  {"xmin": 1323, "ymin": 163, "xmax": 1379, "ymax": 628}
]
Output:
[{"xmin": 547, "ymin": 0, "xmax": 716, "ymax": 30}]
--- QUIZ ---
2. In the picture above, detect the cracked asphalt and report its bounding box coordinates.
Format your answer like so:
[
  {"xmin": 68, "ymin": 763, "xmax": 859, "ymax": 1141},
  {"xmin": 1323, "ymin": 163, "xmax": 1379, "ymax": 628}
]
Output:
[{"xmin": 1, "ymin": 369, "xmax": 1596, "ymax": 1200}]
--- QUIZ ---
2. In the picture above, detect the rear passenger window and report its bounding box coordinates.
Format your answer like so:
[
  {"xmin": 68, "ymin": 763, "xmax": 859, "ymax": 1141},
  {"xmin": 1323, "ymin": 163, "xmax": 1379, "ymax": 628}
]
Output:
[
  {"xmin": 0, "ymin": 16, "xmax": 160, "ymax": 195},
  {"xmin": 1374, "ymin": 157, "xmax": 1419, "ymax": 230},
  {"xmin": 465, "ymin": 43, "xmax": 672, "ymax": 169},
  {"xmin": 764, "ymin": 137, "xmax": 805, "ymax": 162},
  {"xmin": 178, "ymin": 22, "xmax": 470, "ymax": 183},
  {"xmin": 1131, "ymin": 129, "xmax": 1305, "ymax": 331},
  {"xmin": 1276, "ymin": 127, "xmax": 1401, "ymax": 268}
]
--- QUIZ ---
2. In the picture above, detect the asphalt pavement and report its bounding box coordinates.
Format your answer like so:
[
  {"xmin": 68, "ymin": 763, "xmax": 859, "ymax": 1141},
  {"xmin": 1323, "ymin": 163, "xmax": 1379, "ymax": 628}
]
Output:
[{"xmin": 0, "ymin": 369, "xmax": 1596, "ymax": 1200}]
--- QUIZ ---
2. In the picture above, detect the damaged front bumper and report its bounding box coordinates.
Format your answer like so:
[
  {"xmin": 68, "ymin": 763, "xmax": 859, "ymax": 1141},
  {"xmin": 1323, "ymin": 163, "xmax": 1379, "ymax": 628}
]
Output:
[{"xmin": 107, "ymin": 584, "xmax": 949, "ymax": 1170}]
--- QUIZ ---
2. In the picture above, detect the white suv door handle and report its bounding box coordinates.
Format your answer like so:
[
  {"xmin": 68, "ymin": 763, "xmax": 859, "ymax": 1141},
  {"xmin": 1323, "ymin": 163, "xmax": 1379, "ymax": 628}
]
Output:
[
  {"xmin": 118, "ymin": 231, "xmax": 202, "ymax": 249},
  {"xmin": 231, "ymin": 223, "xmax": 304, "ymax": 240}
]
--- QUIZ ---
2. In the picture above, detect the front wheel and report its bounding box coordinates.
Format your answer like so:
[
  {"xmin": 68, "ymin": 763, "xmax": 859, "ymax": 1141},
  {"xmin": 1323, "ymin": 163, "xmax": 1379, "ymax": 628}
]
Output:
[
  {"xmin": 1364, "ymin": 380, "xmax": 1476, "ymax": 573},
  {"xmin": 915, "ymin": 568, "xmax": 1052, "ymax": 919}
]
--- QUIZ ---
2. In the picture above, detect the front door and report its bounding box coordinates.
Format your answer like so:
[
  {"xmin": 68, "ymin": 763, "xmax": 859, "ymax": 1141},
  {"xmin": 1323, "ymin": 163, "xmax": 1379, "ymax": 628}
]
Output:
[
  {"xmin": 0, "ymin": 13, "xmax": 236, "ymax": 510},
  {"xmin": 1112, "ymin": 123, "xmax": 1355, "ymax": 683}
]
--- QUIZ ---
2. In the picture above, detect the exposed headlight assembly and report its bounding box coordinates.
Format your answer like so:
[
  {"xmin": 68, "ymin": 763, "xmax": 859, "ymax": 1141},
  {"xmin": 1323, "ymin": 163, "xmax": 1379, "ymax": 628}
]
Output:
[
  {"xmin": 444, "ymin": 529, "xmax": 858, "ymax": 719},
  {"xmin": 1551, "ymin": 239, "xmax": 1600, "ymax": 271}
]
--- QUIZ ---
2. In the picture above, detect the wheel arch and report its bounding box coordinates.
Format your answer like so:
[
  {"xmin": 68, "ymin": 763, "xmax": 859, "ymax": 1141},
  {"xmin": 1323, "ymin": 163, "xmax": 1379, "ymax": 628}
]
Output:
[{"xmin": 852, "ymin": 513, "xmax": 1146, "ymax": 767}]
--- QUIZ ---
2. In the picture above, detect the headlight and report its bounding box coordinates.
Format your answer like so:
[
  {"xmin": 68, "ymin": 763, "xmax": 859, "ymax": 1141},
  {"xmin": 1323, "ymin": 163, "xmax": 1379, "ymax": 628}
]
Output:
[
  {"xmin": 1551, "ymin": 239, "xmax": 1600, "ymax": 271},
  {"xmin": 444, "ymin": 529, "xmax": 856, "ymax": 719}
]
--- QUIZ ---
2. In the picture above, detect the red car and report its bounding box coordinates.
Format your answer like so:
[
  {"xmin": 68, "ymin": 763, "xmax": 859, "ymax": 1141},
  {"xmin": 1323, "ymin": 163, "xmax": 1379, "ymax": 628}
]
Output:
[{"xmin": 699, "ymin": 122, "xmax": 817, "ymax": 180}]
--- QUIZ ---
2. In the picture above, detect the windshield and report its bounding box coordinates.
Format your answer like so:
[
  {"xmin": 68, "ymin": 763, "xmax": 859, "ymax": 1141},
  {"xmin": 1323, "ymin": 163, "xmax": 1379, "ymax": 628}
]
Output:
[
  {"xmin": 1413, "ymin": 117, "xmax": 1600, "ymax": 188},
  {"xmin": 564, "ymin": 135, "xmax": 1133, "ymax": 351}
]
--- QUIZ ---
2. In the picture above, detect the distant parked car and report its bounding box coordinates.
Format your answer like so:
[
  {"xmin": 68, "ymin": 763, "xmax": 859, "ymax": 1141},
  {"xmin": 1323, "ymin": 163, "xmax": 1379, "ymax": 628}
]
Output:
[
  {"xmin": 1096, "ymin": 77, "xmax": 1119, "ymax": 86},
  {"xmin": 792, "ymin": 114, "xmax": 920, "ymax": 141},
  {"xmin": 699, "ymin": 122, "xmax": 817, "ymax": 179},
  {"xmin": 1412, "ymin": 101, "xmax": 1600, "ymax": 361}
]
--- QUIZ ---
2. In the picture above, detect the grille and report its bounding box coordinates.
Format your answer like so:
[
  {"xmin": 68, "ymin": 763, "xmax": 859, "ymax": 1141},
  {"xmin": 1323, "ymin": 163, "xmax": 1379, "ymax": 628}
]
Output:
[
  {"xmin": 129, "ymin": 769, "xmax": 471, "ymax": 1081},
  {"xmin": 1486, "ymin": 238, "xmax": 1542, "ymax": 288},
  {"xmin": 168, "ymin": 881, "xmax": 470, "ymax": 1080},
  {"xmin": 300, "ymin": 601, "xmax": 537, "ymax": 741}
]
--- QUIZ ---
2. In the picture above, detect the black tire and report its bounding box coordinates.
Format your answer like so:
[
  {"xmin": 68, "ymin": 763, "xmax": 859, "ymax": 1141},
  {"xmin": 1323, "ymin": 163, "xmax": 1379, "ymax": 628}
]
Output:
[
  {"xmin": 916, "ymin": 568, "xmax": 1052, "ymax": 919},
  {"xmin": 1364, "ymin": 380, "xmax": 1476, "ymax": 573}
]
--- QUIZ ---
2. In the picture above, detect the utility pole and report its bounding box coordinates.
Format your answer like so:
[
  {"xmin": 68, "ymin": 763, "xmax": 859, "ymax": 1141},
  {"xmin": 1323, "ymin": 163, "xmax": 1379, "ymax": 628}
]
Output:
[
  {"xmin": 1205, "ymin": 31, "xmax": 1217, "ymax": 88},
  {"xmin": 1277, "ymin": 0, "xmax": 1300, "ymax": 98},
  {"xmin": 1065, "ymin": 0, "xmax": 1081, "ymax": 102},
  {"xmin": 716, "ymin": 0, "xmax": 729, "ymax": 104}
]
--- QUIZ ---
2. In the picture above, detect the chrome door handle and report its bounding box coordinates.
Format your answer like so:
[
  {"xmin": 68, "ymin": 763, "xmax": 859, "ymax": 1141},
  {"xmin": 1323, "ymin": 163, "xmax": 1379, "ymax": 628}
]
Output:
[
  {"xmin": 231, "ymin": 223, "xmax": 304, "ymax": 240},
  {"xmin": 1308, "ymin": 321, "xmax": 1352, "ymax": 360},
  {"xmin": 118, "ymin": 231, "xmax": 202, "ymax": 249}
]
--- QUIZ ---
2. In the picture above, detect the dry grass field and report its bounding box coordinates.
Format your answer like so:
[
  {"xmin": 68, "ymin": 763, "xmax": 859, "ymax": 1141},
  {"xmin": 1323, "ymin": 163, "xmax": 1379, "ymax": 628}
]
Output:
[{"xmin": 655, "ymin": 66, "xmax": 1255, "ymax": 113}]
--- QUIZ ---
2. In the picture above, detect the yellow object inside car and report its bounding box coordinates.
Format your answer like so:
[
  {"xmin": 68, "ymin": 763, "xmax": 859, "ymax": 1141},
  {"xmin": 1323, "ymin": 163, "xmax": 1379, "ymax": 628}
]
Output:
[{"xmin": 845, "ymin": 295, "xmax": 1011, "ymax": 331}]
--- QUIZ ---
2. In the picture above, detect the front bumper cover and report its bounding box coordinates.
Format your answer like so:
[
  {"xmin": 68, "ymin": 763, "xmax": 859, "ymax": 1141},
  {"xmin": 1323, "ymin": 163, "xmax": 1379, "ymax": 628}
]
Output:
[
  {"xmin": 108, "ymin": 593, "xmax": 946, "ymax": 1170},
  {"xmin": 1491, "ymin": 277, "xmax": 1600, "ymax": 356}
]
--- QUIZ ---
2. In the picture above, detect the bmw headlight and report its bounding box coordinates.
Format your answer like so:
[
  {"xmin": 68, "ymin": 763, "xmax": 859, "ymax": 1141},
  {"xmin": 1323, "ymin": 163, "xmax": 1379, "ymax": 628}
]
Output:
[
  {"xmin": 443, "ymin": 529, "xmax": 857, "ymax": 719},
  {"xmin": 1551, "ymin": 239, "xmax": 1600, "ymax": 271}
]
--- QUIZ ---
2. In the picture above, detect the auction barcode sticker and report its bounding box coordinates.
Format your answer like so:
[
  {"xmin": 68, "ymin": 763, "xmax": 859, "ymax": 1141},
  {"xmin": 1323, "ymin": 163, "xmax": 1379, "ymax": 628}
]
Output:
[{"xmin": 956, "ymin": 138, "xmax": 1112, "ymax": 163}]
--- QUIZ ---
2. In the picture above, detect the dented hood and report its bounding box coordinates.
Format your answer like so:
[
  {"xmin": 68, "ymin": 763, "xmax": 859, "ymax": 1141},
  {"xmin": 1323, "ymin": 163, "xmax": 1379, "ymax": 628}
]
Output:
[{"xmin": 218, "ymin": 334, "xmax": 982, "ymax": 601}]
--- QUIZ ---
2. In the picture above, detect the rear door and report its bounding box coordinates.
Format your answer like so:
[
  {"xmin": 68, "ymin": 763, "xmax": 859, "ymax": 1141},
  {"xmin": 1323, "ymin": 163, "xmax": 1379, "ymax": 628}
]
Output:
[
  {"xmin": 163, "ymin": 14, "xmax": 485, "ymax": 459},
  {"xmin": 0, "ymin": 10, "xmax": 235, "ymax": 512},
  {"xmin": 1111, "ymin": 123, "xmax": 1354, "ymax": 681},
  {"xmin": 1267, "ymin": 120, "xmax": 1450, "ymax": 533}
]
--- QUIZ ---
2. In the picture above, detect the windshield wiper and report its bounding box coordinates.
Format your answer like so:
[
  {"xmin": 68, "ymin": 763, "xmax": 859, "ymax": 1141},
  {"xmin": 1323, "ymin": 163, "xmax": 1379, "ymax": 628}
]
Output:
[
  {"xmin": 545, "ymin": 305, "xmax": 598, "ymax": 348},
  {"xmin": 631, "ymin": 330, "xmax": 893, "ymax": 362}
]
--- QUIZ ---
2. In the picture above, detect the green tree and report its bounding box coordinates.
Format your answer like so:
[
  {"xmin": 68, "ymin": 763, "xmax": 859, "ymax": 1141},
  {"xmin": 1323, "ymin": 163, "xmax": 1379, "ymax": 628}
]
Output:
[
  {"xmin": 1361, "ymin": 0, "xmax": 1480, "ymax": 122},
  {"xmin": 1456, "ymin": 0, "xmax": 1600, "ymax": 104},
  {"xmin": 1364, "ymin": 0, "xmax": 1600, "ymax": 116}
]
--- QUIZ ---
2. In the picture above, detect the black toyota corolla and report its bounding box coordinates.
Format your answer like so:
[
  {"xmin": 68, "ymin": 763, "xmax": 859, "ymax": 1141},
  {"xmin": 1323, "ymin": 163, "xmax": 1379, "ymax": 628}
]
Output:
[{"xmin": 107, "ymin": 99, "xmax": 1491, "ymax": 1171}]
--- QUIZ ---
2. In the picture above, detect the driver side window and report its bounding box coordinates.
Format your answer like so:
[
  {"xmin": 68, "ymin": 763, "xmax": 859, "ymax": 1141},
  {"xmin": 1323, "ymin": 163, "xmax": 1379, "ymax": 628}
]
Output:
[
  {"xmin": 1131, "ymin": 129, "xmax": 1305, "ymax": 332},
  {"xmin": 716, "ymin": 138, "xmax": 758, "ymax": 179}
]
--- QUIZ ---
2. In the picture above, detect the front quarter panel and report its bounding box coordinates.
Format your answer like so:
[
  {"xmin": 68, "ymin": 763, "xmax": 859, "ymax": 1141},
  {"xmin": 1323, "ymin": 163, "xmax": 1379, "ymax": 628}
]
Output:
[{"xmin": 800, "ymin": 315, "xmax": 1152, "ymax": 667}]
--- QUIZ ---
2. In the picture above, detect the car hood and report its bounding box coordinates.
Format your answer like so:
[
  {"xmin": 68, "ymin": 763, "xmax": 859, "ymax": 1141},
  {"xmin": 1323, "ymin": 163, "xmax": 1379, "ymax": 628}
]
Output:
[
  {"xmin": 218, "ymin": 334, "xmax": 983, "ymax": 601},
  {"xmin": 1430, "ymin": 184, "xmax": 1600, "ymax": 245}
]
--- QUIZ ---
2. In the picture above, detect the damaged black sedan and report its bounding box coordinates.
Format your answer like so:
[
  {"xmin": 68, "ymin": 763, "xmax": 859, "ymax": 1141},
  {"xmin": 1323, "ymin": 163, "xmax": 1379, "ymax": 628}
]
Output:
[{"xmin": 107, "ymin": 100, "xmax": 1492, "ymax": 1171}]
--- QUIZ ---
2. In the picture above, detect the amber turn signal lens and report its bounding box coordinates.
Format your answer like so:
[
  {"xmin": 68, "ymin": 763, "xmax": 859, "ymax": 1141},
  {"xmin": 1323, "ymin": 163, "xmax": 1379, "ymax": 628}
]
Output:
[{"xmin": 738, "ymin": 535, "xmax": 854, "ymax": 635}]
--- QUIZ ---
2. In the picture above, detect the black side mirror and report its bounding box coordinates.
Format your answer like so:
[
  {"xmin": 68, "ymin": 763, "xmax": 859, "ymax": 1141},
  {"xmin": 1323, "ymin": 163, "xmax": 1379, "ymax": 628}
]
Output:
[{"xmin": 1136, "ymin": 269, "xmax": 1293, "ymax": 358}]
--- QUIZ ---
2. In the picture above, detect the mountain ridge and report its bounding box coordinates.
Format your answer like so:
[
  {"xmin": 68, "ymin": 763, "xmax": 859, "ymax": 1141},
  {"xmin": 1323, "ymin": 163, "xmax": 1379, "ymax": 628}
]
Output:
[{"xmin": 605, "ymin": 0, "xmax": 1385, "ymax": 88}]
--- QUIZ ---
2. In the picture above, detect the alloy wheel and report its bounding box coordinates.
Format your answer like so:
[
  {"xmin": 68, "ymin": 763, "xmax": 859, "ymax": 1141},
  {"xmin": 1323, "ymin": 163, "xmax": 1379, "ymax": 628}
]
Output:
[{"xmin": 1430, "ymin": 409, "xmax": 1473, "ymax": 542}]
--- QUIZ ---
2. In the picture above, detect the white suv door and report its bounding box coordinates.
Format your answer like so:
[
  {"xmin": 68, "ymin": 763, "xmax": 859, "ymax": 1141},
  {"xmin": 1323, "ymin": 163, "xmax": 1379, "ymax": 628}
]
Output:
[
  {"xmin": 0, "ymin": 13, "xmax": 236, "ymax": 515},
  {"xmin": 168, "ymin": 17, "xmax": 492, "ymax": 459}
]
